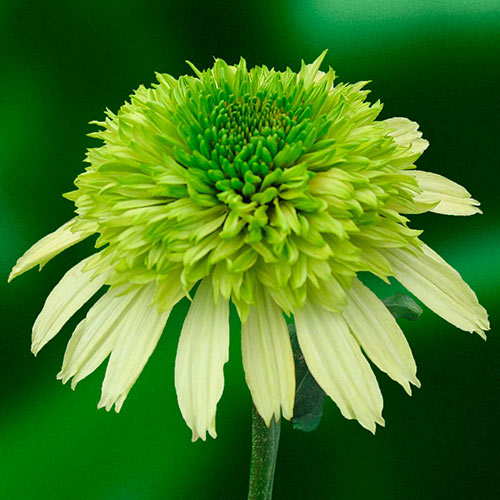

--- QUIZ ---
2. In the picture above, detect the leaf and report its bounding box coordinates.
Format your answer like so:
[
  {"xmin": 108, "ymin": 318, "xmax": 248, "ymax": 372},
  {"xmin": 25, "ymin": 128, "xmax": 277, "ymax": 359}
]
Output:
[
  {"xmin": 288, "ymin": 323, "xmax": 326, "ymax": 432},
  {"xmin": 383, "ymin": 292, "xmax": 423, "ymax": 321}
]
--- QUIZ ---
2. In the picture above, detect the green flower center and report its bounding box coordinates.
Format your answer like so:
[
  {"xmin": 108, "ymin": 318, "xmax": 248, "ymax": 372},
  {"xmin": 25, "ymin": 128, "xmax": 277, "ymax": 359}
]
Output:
[
  {"xmin": 70, "ymin": 56, "xmax": 425, "ymax": 317},
  {"xmin": 174, "ymin": 89, "xmax": 319, "ymax": 206}
]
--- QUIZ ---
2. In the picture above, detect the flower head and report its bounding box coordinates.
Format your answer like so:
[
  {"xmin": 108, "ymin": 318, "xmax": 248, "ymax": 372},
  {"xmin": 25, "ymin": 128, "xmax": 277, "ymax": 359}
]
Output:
[{"xmin": 10, "ymin": 53, "xmax": 489, "ymax": 440}]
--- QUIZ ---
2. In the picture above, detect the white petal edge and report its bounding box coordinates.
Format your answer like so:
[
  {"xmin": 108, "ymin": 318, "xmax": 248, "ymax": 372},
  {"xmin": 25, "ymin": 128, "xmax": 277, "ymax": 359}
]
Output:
[
  {"xmin": 9, "ymin": 218, "xmax": 95, "ymax": 282},
  {"xmin": 408, "ymin": 170, "xmax": 481, "ymax": 216},
  {"xmin": 98, "ymin": 283, "xmax": 171, "ymax": 412},
  {"xmin": 175, "ymin": 277, "xmax": 230, "ymax": 441},
  {"xmin": 383, "ymin": 244, "xmax": 489, "ymax": 338},
  {"xmin": 241, "ymin": 287, "xmax": 295, "ymax": 426},
  {"xmin": 32, "ymin": 255, "xmax": 107, "ymax": 355},
  {"xmin": 295, "ymin": 299, "xmax": 384, "ymax": 433},
  {"xmin": 385, "ymin": 117, "xmax": 429, "ymax": 155},
  {"xmin": 343, "ymin": 278, "xmax": 420, "ymax": 395}
]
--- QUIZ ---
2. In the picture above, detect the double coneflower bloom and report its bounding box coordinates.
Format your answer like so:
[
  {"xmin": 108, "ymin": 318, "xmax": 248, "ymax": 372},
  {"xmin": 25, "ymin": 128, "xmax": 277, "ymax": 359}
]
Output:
[{"xmin": 10, "ymin": 54, "xmax": 488, "ymax": 440}]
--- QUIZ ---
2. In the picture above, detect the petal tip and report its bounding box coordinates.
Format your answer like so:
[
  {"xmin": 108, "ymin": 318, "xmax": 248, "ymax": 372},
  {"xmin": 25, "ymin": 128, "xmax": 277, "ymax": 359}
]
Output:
[
  {"xmin": 191, "ymin": 429, "xmax": 206, "ymax": 442},
  {"xmin": 57, "ymin": 371, "xmax": 70, "ymax": 385},
  {"xmin": 97, "ymin": 399, "xmax": 108, "ymax": 411},
  {"xmin": 402, "ymin": 382, "xmax": 412, "ymax": 396},
  {"xmin": 477, "ymin": 330, "xmax": 487, "ymax": 341}
]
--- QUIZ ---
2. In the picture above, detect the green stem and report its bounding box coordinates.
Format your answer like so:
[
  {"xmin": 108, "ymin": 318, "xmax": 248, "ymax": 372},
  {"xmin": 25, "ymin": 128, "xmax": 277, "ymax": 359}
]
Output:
[{"xmin": 248, "ymin": 405, "xmax": 281, "ymax": 500}]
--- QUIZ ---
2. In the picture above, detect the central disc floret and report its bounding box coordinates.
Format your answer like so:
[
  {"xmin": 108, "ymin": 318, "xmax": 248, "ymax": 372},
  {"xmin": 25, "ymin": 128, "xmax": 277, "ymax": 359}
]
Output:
[{"xmin": 174, "ymin": 90, "xmax": 317, "ymax": 206}]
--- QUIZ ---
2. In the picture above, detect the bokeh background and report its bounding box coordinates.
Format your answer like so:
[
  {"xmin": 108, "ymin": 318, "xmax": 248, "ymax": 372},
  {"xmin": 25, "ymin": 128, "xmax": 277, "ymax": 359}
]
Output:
[{"xmin": 1, "ymin": 1, "xmax": 499, "ymax": 499}]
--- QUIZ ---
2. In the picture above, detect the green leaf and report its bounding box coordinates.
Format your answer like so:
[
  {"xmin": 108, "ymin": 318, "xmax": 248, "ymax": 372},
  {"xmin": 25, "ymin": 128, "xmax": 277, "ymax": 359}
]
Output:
[
  {"xmin": 383, "ymin": 292, "xmax": 423, "ymax": 321},
  {"xmin": 289, "ymin": 323, "xmax": 326, "ymax": 432}
]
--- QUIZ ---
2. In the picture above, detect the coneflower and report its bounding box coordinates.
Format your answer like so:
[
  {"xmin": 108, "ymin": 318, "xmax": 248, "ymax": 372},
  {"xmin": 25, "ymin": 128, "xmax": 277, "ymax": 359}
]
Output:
[{"xmin": 9, "ymin": 53, "xmax": 488, "ymax": 441}]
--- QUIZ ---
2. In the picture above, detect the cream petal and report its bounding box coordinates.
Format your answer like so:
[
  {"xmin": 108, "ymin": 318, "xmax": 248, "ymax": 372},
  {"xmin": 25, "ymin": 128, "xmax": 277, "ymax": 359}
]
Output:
[
  {"xmin": 343, "ymin": 278, "xmax": 419, "ymax": 395},
  {"xmin": 409, "ymin": 170, "xmax": 481, "ymax": 216},
  {"xmin": 385, "ymin": 117, "xmax": 429, "ymax": 155},
  {"xmin": 175, "ymin": 278, "xmax": 230, "ymax": 441},
  {"xmin": 383, "ymin": 244, "xmax": 489, "ymax": 338},
  {"xmin": 98, "ymin": 283, "xmax": 171, "ymax": 412},
  {"xmin": 241, "ymin": 287, "xmax": 295, "ymax": 425},
  {"xmin": 9, "ymin": 218, "xmax": 95, "ymax": 282},
  {"xmin": 57, "ymin": 285, "xmax": 140, "ymax": 387},
  {"xmin": 32, "ymin": 255, "xmax": 106, "ymax": 355},
  {"xmin": 295, "ymin": 300, "xmax": 384, "ymax": 433}
]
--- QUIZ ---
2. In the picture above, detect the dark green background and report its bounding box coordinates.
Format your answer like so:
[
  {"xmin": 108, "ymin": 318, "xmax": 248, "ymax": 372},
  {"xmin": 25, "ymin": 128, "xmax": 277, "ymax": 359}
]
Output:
[{"xmin": 1, "ymin": 1, "xmax": 499, "ymax": 499}]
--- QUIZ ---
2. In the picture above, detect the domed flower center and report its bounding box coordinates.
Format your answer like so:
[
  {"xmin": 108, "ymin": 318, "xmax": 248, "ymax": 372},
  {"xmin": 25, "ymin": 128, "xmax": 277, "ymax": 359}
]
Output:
[{"xmin": 174, "ymin": 89, "xmax": 318, "ymax": 206}]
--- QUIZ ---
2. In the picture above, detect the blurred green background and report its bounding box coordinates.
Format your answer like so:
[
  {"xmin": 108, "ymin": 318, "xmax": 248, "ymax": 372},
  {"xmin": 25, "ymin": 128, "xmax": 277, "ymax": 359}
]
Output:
[{"xmin": 1, "ymin": 1, "xmax": 499, "ymax": 499}]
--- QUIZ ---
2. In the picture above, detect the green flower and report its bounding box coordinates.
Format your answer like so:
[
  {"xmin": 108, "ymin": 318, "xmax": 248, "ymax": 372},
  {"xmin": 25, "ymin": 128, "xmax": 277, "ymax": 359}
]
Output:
[{"xmin": 9, "ymin": 53, "xmax": 489, "ymax": 440}]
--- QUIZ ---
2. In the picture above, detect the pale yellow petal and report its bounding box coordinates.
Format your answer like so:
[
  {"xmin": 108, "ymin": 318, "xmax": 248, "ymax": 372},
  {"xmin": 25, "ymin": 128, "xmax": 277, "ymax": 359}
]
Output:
[
  {"xmin": 98, "ymin": 283, "xmax": 171, "ymax": 412},
  {"xmin": 9, "ymin": 218, "xmax": 95, "ymax": 282},
  {"xmin": 409, "ymin": 170, "xmax": 481, "ymax": 216},
  {"xmin": 241, "ymin": 287, "xmax": 295, "ymax": 425},
  {"xmin": 343, "ymin": 278, "xmax": 419, "ymax": 395},
  {"xmin": 383, "ymin": 244, "xmax": 489, "ymax": 338},
  {"xmin": 57, "ymin": 285, "xmax": 140, "ymax": 387},
  {"xmin": 385, "ymin": 117, "xmax": 429, "ymax": 155},
  {"xmin": 175, "ymin": 277, "xmax": 230, "ymax": 441},
  {"xmin": 32, "ymin": 255, "xmax": 106, "ymax": 355},
  {"xmin": 295, "ymin": 300, "xmax": 384, "ymax": 433}
]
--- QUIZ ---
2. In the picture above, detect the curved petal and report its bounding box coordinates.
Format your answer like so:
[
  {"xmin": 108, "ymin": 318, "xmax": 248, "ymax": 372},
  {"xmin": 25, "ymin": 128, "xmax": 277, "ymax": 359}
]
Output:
[
  {"xmin": 32, "ymin": 255, "xmax": 106, "ymax": 355},
  {"xmin": 175, "ymin": 277, "xmax": 230, "ymax": 441},
  {"xmin": 9, "ymin": 218, "xmax": 96, "ymax": 282},
  {"xmin": 295, "ymin": 299, "xmax": 384, "ymax": 433},
  {"xmin": 241, "ymin": 287, "xmax": 295, "ymax": 425},
  {"xmin": 343, "ymin": 278, "xmax": 419, "ymax": 395},
  {"xmin": 57, "ymin": 285, "xmax": 141, "ymax": 388},
  {"xmin": 98, "ymin": 283, "xmax": 171, "ymax": 412},
  {"xmin": 385, "ymin": 117, "xmax": 429, "ymax": 156},
  {"xmin": 409, "ymin": 170, "xmax": 481, "ymax": 216},
  {"xmin": 383, "ymin": 244, "xmax": 489, "ymax": 338}
]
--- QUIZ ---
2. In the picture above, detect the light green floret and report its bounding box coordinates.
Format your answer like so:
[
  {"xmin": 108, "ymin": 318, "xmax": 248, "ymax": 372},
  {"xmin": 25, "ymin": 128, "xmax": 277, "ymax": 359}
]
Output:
[{"xmin": 67, "ymin": 53, "xmax": 425, "ymax": 319}]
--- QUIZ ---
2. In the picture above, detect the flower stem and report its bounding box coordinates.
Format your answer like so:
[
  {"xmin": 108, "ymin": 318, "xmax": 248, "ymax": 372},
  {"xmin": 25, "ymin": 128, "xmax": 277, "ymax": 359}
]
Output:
[{"xmin": 248, "ymin": 405, "xmax": 281, "ymax": 500}]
